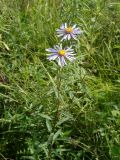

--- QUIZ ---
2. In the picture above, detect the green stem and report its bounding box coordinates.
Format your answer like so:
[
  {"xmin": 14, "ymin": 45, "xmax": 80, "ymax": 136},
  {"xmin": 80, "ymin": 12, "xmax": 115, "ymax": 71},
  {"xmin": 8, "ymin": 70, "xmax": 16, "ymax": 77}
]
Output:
[
  {"xmin": 48, "ymin": 68, "xmax": 62, "ymax": 160},
  {"xmin": 56, "ymin": 67, "xmax": 62, "ymax": 119}
]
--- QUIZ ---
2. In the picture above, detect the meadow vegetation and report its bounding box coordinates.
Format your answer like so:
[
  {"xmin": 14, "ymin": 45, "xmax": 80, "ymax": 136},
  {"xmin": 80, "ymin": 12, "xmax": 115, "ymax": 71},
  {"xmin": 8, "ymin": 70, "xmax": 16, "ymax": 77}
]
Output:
[{"xmin": 0, "ymin": 0, "xmax": 120, "ymax": 159}]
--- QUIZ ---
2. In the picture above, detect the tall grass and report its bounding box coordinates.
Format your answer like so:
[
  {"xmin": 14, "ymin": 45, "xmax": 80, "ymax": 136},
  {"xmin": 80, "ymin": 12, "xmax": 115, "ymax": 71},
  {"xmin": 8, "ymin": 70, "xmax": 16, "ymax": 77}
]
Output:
[{"xmin": 0, "ymin": 0, "xmax": 120, "ymax": 159}]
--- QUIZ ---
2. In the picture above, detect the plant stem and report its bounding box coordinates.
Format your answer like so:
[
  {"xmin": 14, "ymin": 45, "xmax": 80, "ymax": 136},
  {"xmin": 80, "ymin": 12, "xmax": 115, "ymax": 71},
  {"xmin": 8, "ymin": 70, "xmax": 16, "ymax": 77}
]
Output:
[
  {"xmin": 56, "ymin": 67, "xmax": 62, "ymax": 120},
  {"xmin": 52, "ymin": 67, "xmax": 62, "ymax": 131},
  {"xmin": 48, "ymin": 68, "xmax": 62, "ymax": 160}
]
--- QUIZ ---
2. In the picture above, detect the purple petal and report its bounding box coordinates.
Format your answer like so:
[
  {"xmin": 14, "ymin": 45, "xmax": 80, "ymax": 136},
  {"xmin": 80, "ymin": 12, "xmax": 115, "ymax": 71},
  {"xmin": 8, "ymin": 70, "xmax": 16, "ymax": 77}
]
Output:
[
  {"xmin": 57, "ymin": 56, "xmax": 66, "ymax": 67},
  {"xmin": 68, "ymin": 34, "xmax": 71, "ymax": 40},
  {"xmin": 66, "ymin": 47, "xmax": 74, "ymax": 52},
  {"xmin": 61, "ymin": 34, "xmax": 68, "ymax": 41},
  {"xmin": 65, "ymin": 55, "xmax": 76, "ymax": 62},
  {"xmin": 47, "ymin": 53, "xmax": 58, "ymax": 60},
  {"xmin": 56, "ymin": 29, "xmax": 64, "ymax": 33},
  {"xmin": 60, "ymin": 24, "xmax": 65, "ymax": 29},
  {"xmin": 73, "ymin": 28, "xmax": 82, "ymax": 34},
  {"xmin": 72, "ymin": 24, "xmax": 77, "ymax": 29},
  {"xmin": 70, "ymin": 33, "xmax": 77, "ymax": 40},
  {"xmin": 46, "ymin": 48, "xmax": 57, "ymax": 53},
  {"xmin": 57, "ymin": 33, "xmax": 64, "ymax": 37},
  {"xmin": 54, "ymin": 44, "xmax": 62, "ymax": 50},
  {"xmin": 64, "ymin": 23, "xmax": 67, "ymax": 28},
  {"xmin": 66, "ymin": 51, "xmax": 76, "ymax": 55},
  {"xmin": 66, "ymin": 53, "xmax": 76, "ymax": 56}
]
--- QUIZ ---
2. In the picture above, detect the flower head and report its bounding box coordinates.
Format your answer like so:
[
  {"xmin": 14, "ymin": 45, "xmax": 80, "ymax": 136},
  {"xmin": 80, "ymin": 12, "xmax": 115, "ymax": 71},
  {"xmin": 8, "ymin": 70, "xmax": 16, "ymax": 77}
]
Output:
[
  {"xmin": 56, "ymin": 23, "xmax": 82, "ymax": 41},
  {"xmin": 46, "ymin": 44, "xmax": 76, "ymax": 67}
]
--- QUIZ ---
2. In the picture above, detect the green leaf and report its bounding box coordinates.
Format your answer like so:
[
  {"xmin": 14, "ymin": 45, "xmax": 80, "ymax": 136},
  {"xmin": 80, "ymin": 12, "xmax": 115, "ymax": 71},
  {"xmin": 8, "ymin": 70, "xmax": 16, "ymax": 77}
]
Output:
[
  {"xmin": 47, "ymin": 133, "xmax": 54, "ymax": 146},
  {"xmin": 56, "ymin": 117, "xmax": 71, "ymax": 126},
  {"xmin": 111, "ymin": 110, "xmax": 120, "ymax": 117},
  {"xmin": 52, "ymin": 129, "xmax": 62, "ymax": 144},
  {"xmin": 46, "ymin": 119, "xmax": 52, "ymax": 132},
  {"xmin": 39, "ymin": 114, "xmax": 52, "ymax": 120}
]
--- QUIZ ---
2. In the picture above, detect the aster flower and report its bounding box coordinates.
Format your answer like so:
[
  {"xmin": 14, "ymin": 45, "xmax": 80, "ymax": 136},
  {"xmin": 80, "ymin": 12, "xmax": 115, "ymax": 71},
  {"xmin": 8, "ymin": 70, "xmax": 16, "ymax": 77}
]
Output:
[
  {"xmin": 56, "ymin": 23, "xmax": 82, "ymax": 41},
  {"xmin": 46, "ymin": 44, "xmax": 76, "ymax": 67}
]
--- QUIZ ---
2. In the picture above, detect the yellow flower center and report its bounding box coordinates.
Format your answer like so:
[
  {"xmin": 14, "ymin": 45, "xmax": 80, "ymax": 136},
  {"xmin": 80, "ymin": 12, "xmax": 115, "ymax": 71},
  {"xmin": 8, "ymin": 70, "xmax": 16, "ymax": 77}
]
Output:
[
  {"xmin": 58, "ymin": 50, "xmax": 66, "ymax": 56},
  {"xmin": 65, "ymin": 27, "xmax": 73, "ymax": 33}
]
